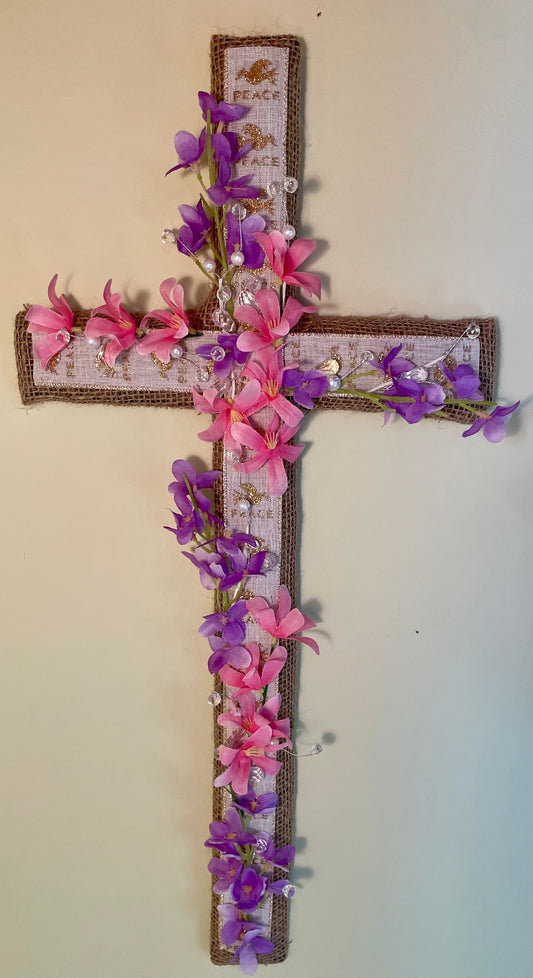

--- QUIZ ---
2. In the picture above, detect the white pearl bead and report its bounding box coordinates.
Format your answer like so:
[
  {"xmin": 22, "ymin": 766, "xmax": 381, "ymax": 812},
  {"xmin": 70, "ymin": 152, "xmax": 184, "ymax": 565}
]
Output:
[
  {"xmin": 282, "ymin": 224, "xmax": 296, "ymax": 240},
  {"xmin": 230, "ymin": 250, "xmax": 245, "ymax": 267},
  {"xmin": 328, "ymin": 376, "xmax": 341, "ymax": 391},
  {"xmin": 170, "ymin": 344, "xmax": 183, "ymax": 359},
  {"xmin": 239, "ymin": 498, "xmax": 252, "ymax": 515},
  {"xmin": 203, "ymin": 258, "xmax": 216, "ymax": 274},
  {"xmin": 86, "ymin": 336, "xmax": 101, "ymax": 349}
]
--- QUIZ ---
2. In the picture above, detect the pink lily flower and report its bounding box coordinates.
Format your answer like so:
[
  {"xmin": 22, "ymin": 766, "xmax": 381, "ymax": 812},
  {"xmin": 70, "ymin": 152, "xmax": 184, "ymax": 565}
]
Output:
[
  {"xmin": 193, "ymin": 379, "xmax": 262, "ymax": 454},
  {"xmin": 247, "ymin": 584, "xmax": 319, "ymax": 655},
  {"xmin": 219, "ymin": 643, "xmax": 288, "ymax": 692},
  {"xmin": 231, "ymin": 415, "xmax": 304, "ymax": 497},
  {"xmin": 136, "ymin": 278, "xmax": 190, "ymax": 363},
  {"xmin": 218, "ymin": 689, "xmax": 292, "ymax": 748},
  {"xmin": 26, "ymin": 274, "xmax": 74, "ymax": 369},
  {"xmin": 85, "ymin": 279, "xmax": 137, "ymax": 366},
  {"xmin": 244, "ymin": 347, "xmax": 303, "ymax": 426},
  {"xmin": 235, "ymin": 289, "xmax": 314, "ymax": 353},
  {"xmin": 214, "ymin": 725, "xmax": 284, "ymax": 796},
  {"xmin": 254, "ymin": 230, "xmax": 322, "ymax": 299}
]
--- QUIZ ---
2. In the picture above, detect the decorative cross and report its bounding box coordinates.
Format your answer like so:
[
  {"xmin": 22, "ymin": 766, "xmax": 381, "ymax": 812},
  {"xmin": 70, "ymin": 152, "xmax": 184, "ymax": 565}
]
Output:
[{"xmin": 14, "ymin": 34, "xmax": 497, "ymax": 969}]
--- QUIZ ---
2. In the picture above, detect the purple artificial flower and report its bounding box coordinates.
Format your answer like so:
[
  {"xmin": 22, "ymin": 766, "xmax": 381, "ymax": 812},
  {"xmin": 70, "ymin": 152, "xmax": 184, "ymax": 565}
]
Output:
[
  {"xmin": 373, "ymin": 344, "xmax": 415, "ymax": 379},
  {"xmin": 164, "ymin": 506, "xmax": 204, "ymax": 545},
  {"xmin": 225, "ymin": 213, "xmax": 266, "ymax": 270},
  {"xmin": 198, "ymin": 91, "xmax": 247, "ymax": 124},
  {"xmin": 183, "ymin": 533, "xmax": 265, "ymax": 593},
  {"xmin": 207, "ymin": 159, "xmax": 261, "ymax": 207},
  {"xmin": 176, "ymin": 199, "xmax": 212, "ymax": 255},
  {"xmin": 253, "ymin": 831, "xmax": 295, "ymax": 870},
  {"xmin": 207, "ymin": 854, "xmax": 244, "ymax": 894},
  {"xmin": 212, "ymin": 131, "xmax": 252, "ymax": 164},
  {"xmin": 168, "ymin": 459, "xmax": 221, "ymax": 514},
  {"xmin": 205, "ymin": 806, "xmax": 256, "ymax": 854},
  {"xmin": 229, "ymin": 930, "xmax": 275, "ymax": 976},
  {"xmin": 233, "ymin": 790, "xmax": 279, "ymax": 816},
  {"xmin": 206, "ymin": 636, "xmax": 251, "ymax": 675},
  {"xmin": 440, "ymin": 362, "xmax": 482, "ymax": 400},
  {"xmin": 266, "ymin": 878, "xmax": 294, "ymax": 897},
  {"xmin": 385, "ymin": 378, "xmax": 446, "ymax": 424},
  {"xmin": 196, "ymin": 333, "xmax": 248, "ymax": 380},
  {"xmin": 462, "ymin": 401, "xmax": 520, "ymax": 443},
  {"xmin": 282, "ymin": 368, "xmax": 329, "ymax": 409},
  {"xmin": 231, "ymin": 866, "xmax": 267, "ymax": 912},
  {"xmin": 166, "ymin": 129, "xmax": 206, "ymax": 175},
  {"xmin": 199, "ymin": 599, "xmax": 248, "ymax": 644}
]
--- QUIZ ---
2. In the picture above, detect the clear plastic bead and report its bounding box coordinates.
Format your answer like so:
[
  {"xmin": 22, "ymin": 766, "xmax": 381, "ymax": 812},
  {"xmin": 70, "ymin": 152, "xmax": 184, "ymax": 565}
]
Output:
[
  {"xmin": 267, "ymin": 180, "xmax": 283, "ymax": 198},
  {"xmin": 231, "ymin": 202, "xmax": 247, "ymax": 220},
  {"xmin": 282, "ymin": 884, "xmax": 295, "ymax": 899},
  {"xmin": 250, "ymin": 766, "xmax": 264, "ymax": 784},
  {"xmin": 217, "ymin": 285, "xmax": 232, "ymax": 303},
  {"xmin": 310, "ymin": 743, "xmax": 323, "ymax": 755},
  {"xmin": 254, "ymin": 836, "xmax": 268, "ymax": 854},
  {"xmin": 466, "ymin": 322, "xmax": 481, "ymax": 339},
  {"xmin": 161, "ymin": 228, "xmax": 176, "ymax": 245},
  {"xmin": 207, "ymin": 691, "xmax": 221, "ymax": 707},
  {"xmin": 211, "ymin": 345, "xmax": 226, "ymax": 362},
  {"xmin": 360, "ymin": 350, "xmax": 374, "ymax": 363},
  {"xmin": 169, "ymin": 343, "xmax": 184, "ymax": 360},
  {"xmin": 239, "ymin": 498, "xmax": 252, "ymax": 515},
  {"xmin": 196, "ymin": 367, "xmax": 210, "ymax": 384},
  {"xmin": 328, "ymin": 376, "xmax": 341, "ymax": 391},
  {"xmin": 261, "ymin": 552, "xmax": 278, "ymax": 571},
  {"xmin": 282, "ymin": 224, "xmax": 296, "ymax": 240},
  {"xmin": 403, "ymin": 366, "xmax": 428, "ymax": 383},
  {"xmin": 212, "ymin": 309, "xmax": 233, "ymax": 329},
  {"xmin": 237, "ymin": 289, "xmax": 255, "ymax": 306},
  {"xmin": 283, "ymin": 176, "xmax": 299, "ymax": 193}
]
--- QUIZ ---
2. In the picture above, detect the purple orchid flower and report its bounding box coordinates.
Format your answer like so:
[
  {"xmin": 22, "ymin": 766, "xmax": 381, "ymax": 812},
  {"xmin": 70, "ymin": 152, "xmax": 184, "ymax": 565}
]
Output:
[
  {"xmin": 196, "ymin": 333, "xmax": 248, "ymax": 380},
  {"xmin": 164, "ymin": 506, "xmax": 204, "ymax": 545},
  {"xmin": 166, "ymin": 128, "xmax": 206, "ymax": 175},
  {"xmin": 183, "ymin": 533, "xmax": 266, "ymax": 593},
  {"xmin": 231, "ymin": 866, "xmax": 267, "ymax": 912},
  {"xmin": 207, "ymin": 159, "xmax": 261, "ymax": 207},
  {"xmin": 206, "ymin": 636, "xmax": 251, "ymax": 675},
  {"xmin": 207, "ymin": 854, "xmax": 244, "ymax": 894},
  {"xmin": 199, "ymin": 600, "xmax": 248, "ymax": 644},
  {"xmin": 372, "ymin": 343, "xmax": 415, "ymax": 380},
  {"xmin": 212, "ymin": 131, "xmax": 252, "ymax": 164},
  {"xmin": 176, "ymin": 199, "xmax": 212, "ymax": 255},
  {"xmin": 168, "ymin": 459, "xmax": 221, "ymax": 514},
  {"xmin": 228, "ymin": 930, "xmax": 275, "ymax": 976},
  {"xmin": 204, "ymin": 806, "xmax": 256, "ymax": 854},
  {"xmin": 225, "ymin": 213, "xmax": 266, "ymax": 270},
  {"xmin": 253, "ymin": 831, "xmax": 295, "ymax": 870},
  {"xmin": 385, "ymin": 378, "xmax": 446, "ymax": 424},
  {"xmin": 282, "ymin": 368, "xmax": 329, "ymax": 409},
  {"xmin": 440, "ymin": 362, "xmax": 482, "ymax": 400},
  {"xmin": 462, "ymin": 400, "xmax": 520, "ymax": 443},
  {"xmin": 233, "ymin": 790, "xmax": 279, "ymax": 816},
  {"xmin": 198, "ymin": 91, "xmax": 247, "ymax": 124}
]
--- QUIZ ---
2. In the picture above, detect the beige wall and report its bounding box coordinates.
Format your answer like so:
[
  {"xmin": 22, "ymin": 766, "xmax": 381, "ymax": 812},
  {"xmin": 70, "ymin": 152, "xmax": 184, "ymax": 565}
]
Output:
[{"xmin": 2, "ymin": 2, "xmax": 532, "ymax": 977}]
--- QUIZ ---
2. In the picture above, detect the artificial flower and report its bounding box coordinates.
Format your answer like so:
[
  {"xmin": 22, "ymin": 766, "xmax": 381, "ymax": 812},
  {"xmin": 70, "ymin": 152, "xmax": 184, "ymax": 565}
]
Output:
[
  {"xmin": 25, "ymin": 274, "xmax": 74, "ymax": 370},
  {"xmin": 85, "ymin": 280, "xmax": 137, "ymax": 367},
  {"xmin": 206, "ymin": 636, "xmax": 252, "ymax": 675},
  {"xmin": 235, "ymin": 290, "xmax": 314, "ymax": 352},
  {"xmin": 462, "ymin": 401, "xmax": 520, "ymax": 443},
  {"xmin": 196, "ymin": 333, "xmax": 248, "ymax": 380},
  {"xmin": 247, "ymin": 584, "xmax": 319, "ymax": 655},
  {"xmin": 176, "ymin": 199, "xmax": 212, "ymax": 255},
  {"xmin": 282, "ymin": 367, "xmax": 329, "ymax": 409},
  {"xmin": 232, "ymin": 790, "xmax": 279, "ymax": 816},
  {"xmin": 212, "ymin": 132, "xmax": 252, "ymax": 164},
  {"xmin": 218, "ymin": 689, "xmax": 291, "ymax": 749},
  {"xmin": 199, "ymin": 600, "xmax": 248, "ymax": 644},
  {"xmin": 207, "ymin": 855, "xmax": 244, "ymax": 894},
  {"xmin": 136, "ymin": 279, "xmax": 189, "ymax": 362},
  {"xmin": 164, "ymin": 505, "xmax": 205, "ymax": 545},
  {"xmin": 254, "ymin": 230, "xmax": 322, "ymax": 299},
  {"xmin": 439, "ymin": 362, "xmax": 482, "ymax": 400},
  {"xmin": 385, "ymin": 378, "xmax": 446, "ymax": 424},
  {"xmin": 231, "ymin": 866, "xmax": 267, "ymax": 912},
  {"xmin": 165, "ymin": 128, "xmax": 206, "ymax": 175},
  {"xmin": 228, "ymin": 930, "xmax": 275, "ymax": 976},
  {"xmin": 225, "ymin": 213, "xmax": 266, "ymax": 270},
  {"xmin": 231, "ymin": 415, "xmax": 304, "ymax": 496},
  {"xmin": 207, "ymin": 158, "xmax": 261, "ymax": 207},
  {"xmin": 193, "ymin": 381, "xmax": 262, "ymax": 454},
  {"xmin": 183, "ymin": 534, "xmax": 265, "ymax": 592},
  {"xmin": 198, "ymin": 91, "xmax": 247, "ymax": 124},
  {"xmin": 219, "ymin": 643, "xmax": 288, "ymax": 692},
  {"xmin": 252, "ymin": 831, "xmax": 295, "ymax": 870},
  {"xmin": 214, "ymin": 724, "xmax": 284, "ymax": 796},
  {"xmin": 168, "ymin": 459, "xmax": 221, "ymax": 514},
  {"xmin": 204, "ymin": 806, "xmax": 255, "ymax": 854},
  {"xmin": 244, "ymin": 347, "xmax": 303, "ymax": 426}
]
